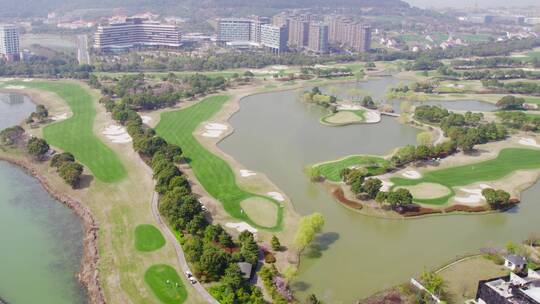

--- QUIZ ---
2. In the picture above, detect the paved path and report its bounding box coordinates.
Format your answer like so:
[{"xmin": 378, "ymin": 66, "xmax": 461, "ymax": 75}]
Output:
[
  {"xmin": 150, "ymin": 190, "xmax": 219, "ymax": 304},
  {"xmin": 77, "ymin": 35, "xmax": 90, "ymax": 65}
]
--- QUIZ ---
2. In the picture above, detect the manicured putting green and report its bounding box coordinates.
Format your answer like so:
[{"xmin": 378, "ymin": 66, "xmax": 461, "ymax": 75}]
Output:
[
  {"xmin": 135, "ymin": 224, "xmax": 166, "ymax": 252},
  {"xmin": 144, "ymin": 264, "xmax": 187, "ymax": 304},
  {"xmin": 321, "ymin": 110, "xmax": 365, "ymax": 125},
  {"xmin": 155, "ymin": 95, "xmax": 282, "ymax": 230},
  {"xmin": 240, "ymin": 197, "xmax": 278, "ymax": 228},
  {"xmin": 396, "ymin": 183, "xmax": 451, "ymax": 200},
  {"xmin": 7, "ymin": 80, "xmax": 126, "ymax": 182},
  {"xmin": 391, "ymin": 148, "xmax": 540, "ymax": 205},
  {"xmin": 313, "ymin": 155, "xmax": 390, "ymax": 182}
]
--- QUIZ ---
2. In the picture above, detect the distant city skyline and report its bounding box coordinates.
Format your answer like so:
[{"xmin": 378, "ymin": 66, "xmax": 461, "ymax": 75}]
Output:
[{"xmin": 405, "ymin": 0, "xmax": 538, "ymax": 8}]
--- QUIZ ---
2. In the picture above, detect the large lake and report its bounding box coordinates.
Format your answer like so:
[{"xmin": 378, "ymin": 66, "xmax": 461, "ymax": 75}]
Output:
[
  {"xmin": 219, "ymin": 78, "xmax": 540, "ymax": 303},
  {"xmin": 0, "ymin": 92, "xmax": 87, "ymax": 304}
]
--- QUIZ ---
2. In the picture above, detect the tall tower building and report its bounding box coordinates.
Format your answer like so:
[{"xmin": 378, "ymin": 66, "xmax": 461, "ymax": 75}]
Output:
[
  {"xmin": 216, "ymin": 18, "xmax": 252, "ymax": 42},
  {"xmin": 250, "ymin": 16, "xmax": 271, "ymax": 43},
  {"xmin": 288, "ymin": 19, "xmax": 309, "ymax": 49},
  {"xmin": 0, "ymin": 24, "xmax": 20, "ymax": 61},
  {"xmin": 308, "ymin": 23, "xmax": 329, "ymax": 54}
]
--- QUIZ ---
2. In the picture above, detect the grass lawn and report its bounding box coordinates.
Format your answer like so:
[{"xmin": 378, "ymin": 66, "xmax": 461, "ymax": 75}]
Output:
[
  {"xmin": 313, "ymin": 155, "xmax": 390, "ymax": 182},
  {"xmin": 144, "ymin": 264, "xmax": 187, "ymax": 304},
  {"xmin": 135, "ymin": 224, "xmax": 166, "ymax": 252},
  {"xmin": 525, "ymin": 51, "xmax": 540, "ymax": 62},
  {"xmin": 391, "ymin": 148, "xmax": 540, "ymax": 205},
  {"xmin": 155, "ymin": 95, "xmax": 283, "ymax": 230},
  {"xmin": 5, "ymin": 81, "xmax": 126, "ymax": 182},
  {"xmin": 523, "ymin": 96, "xmax": 540, "ymax": 105},
  {"xmin": 320, "ymin": 110, "xmax": 365, "ymax": 125}
]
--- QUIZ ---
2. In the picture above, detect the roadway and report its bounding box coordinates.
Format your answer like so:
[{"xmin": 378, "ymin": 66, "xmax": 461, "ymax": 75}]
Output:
[{"xmin": 77, "ymin": 35, "xmax": 90, "ymax": 65}]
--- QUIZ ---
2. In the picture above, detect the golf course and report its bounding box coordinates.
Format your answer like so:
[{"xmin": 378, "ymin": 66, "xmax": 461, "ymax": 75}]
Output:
[
  {"xmin": 2, "ymin": 80, "xmax": 126, "ymax": 182},
  {"xmin": 312, "ymin": 155, "xmax": 390, "ymax": 182},
  {"xmin": 155, "ymin": 95, "xmax": 283, "ymax": 230},
  {"xmin": 144, "ymin": 264, "xmax": 187, "ymax": 304},
  {"xmin": 391, "ymin": 148, "xmax": 540, "ymax": 205}
]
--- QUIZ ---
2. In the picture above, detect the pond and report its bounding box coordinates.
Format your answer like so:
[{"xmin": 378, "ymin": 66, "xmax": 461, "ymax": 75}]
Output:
[{"xmin": 219, "ymin": 78, "xmax": 540, "ymax": 303}]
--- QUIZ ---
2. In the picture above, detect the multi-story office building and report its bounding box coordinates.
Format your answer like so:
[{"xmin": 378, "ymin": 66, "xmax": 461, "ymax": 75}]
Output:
[
  {"xmin": 0, "ymin": 24, "xmax": 20, "ymax": 61},
  {"xmin": 94, "ymin": 17, "xmax": 181, "ymax": 50},
  {"xmin": 260, "ymin": 24, "xmax": 288, "ymax": 54},
  {"xmin": 216, "ymin": 18, "xmax": 252, "ymax": 42},
  {"xmin": 307, "ymin": 23, "xmax": 328, "ymax": 53},
  {"xmin": 250, "ymin": 16, "xmax": 271, "ymax": 43}
]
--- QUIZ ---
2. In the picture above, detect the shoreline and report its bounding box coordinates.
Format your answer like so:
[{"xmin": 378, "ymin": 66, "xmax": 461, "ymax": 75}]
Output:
[{"xmin": 0, "ymin": 154, "xmax": 105, "ymax": 304}]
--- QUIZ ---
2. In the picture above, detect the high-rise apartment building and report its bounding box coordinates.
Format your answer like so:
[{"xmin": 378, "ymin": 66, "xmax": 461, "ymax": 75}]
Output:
[
  {"xmin": 288, "ymin": 19, "xmax": 310, "ymax": 48},
  {"xmin": 94, "ymin": 17, "xmax": 182, "ymax": 50},
  {"xmin": 0, "ymin": 24, "xmax": 20, "ymax": 61},
  {"xmin": 216, "ymin": 18, "xmax": 252, "ymax": 42},
  {"xmin": 250, "ymin": 16, "xmax": 271, "ymax": 43},
  {"xmin": 326, "ymin": 16, "xmax": 371, "ymax": 52},
  {"xmin": 260, "ymin": 24, "xmax": 288, "ymax": 54},
  {"xmin": 307, "ymin": 23, "xmax": 328, "ymax": 53}
]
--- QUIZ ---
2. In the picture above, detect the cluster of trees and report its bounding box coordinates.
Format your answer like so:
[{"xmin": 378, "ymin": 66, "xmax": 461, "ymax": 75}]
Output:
[
  {"xmin": 375, "ymin": 188, "xmax": 414, "ymax": 209},
  {"xmin": 258, "ymin": 265, "xmax": 291, "ymax": 304},
  {"xmin": 27, "ymin": 104, "xmax": 49, "ymax": 124},
  {"xmin": 0, "ymin": 125, "xmax": 25, "ymax": 145},
  {"xmin": 496, "ymin": 95, "xmax": 526, "ymax": 110},
  {"xmin": 299, "ymin": 66, "xmax": 353, "ymax": 78},
  {"xmin": 451, "ymin": 57, "xmax": 527, "ymax": 69},
  {"xmin": 340, "ymin": 168, "xmax": 383, "ymax": 198},
  {"xmin": 294, "ymin": 213, "xmax": 325, "ymax": 252},
  {"xmin": 405, "ymin": 57, "xmax": 443, "ymax": 71},
  {"xmin": 437, "ymin": 65, "xmax": 540, "ymax": 81},
  {"xmin": 390, "ymin": 141, "xmax": 458, "ymax": 166},
  {"xmin": 391, "ymin": 82, "xmax": 436, "ymax": 94},
  {"xmin": 0, "ymin": 56, "xmax": 93, "ymax": 78},
  {"xmin": 482, "ymin": 80, "xmax": 540, "ymax": 95},
  {"xmin": 51, "ymin": 152, "xmax": 84, "ymax": 188},
  {"xmin": 496, "ymin": 111, "xmax": 540, "ymax": 132},
  {"xmin": 481, "ymin": 188, "xmax": 512, "ymax": 209},
  {"xmin": 26, "ymin": 137, "xmax": 49, "ymax": 160},
  {"xmin": 302, "ymin": 87, "xmax": 338, "ymax": 110}
]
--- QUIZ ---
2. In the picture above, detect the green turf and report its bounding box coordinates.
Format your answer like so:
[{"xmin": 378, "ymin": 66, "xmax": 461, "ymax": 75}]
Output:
[
  {"xmin": 155, "ymin": 95, "xmax": 283, "ymax": 230},
  {"xmin": 135, "ymin": 224, "xmax": 166, "ymax": 252},
  {"xmin": 144, "ymin": 264, "xmax": 187, "ymax": 304},
  {"xmin": 391, "ymin": 148, "xmax": 540, "ymax": 205},
  {"xmin": 320, "ymin": 109, "xmax": 366, "ymax": 125},
  {"xmin": 4, "ymin": 81, "xmax": 126, "ymax": 182},
  {"xmin": 313, "ymin": 155, "xmax": 390, "ymax": 182}
]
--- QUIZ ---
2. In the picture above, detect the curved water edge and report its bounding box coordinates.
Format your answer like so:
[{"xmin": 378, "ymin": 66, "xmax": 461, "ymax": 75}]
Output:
[
  {"xmin": 0, "ymin": 91, "xmax": 98, "ymax": 303},
  {"xmin": 219, "ymin": 78, "xmax": 540, "ymax": 303}
]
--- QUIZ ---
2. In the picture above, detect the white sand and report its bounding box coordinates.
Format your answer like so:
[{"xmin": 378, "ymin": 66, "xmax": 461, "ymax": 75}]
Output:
[
  {"xmin": 523, "ymin": 103, "xmax": 538, "ymax": 110},
  {"xmin": 102, "ymin": 125, "xmax": 132, "ymax": 144},
  {"xmin": 141, "ymin": 115, "xmax": 152, "ymax": 124},
  {"xmin": 379, "ymin": 180, "xmax": 394, "ymax": 192},
  {"xmin": 402, "ymin": 170, "xmax": 422, "ymax": 179},
  {"xmin": 5, "ymin": 85, "xmax": 25, "ymax": 90},
  {"xmin": 202, "ymin": 123, "xmax": 228, "ymax": 138},
  {"xmin": 51, "ymin": 113, "xmax": 68, "ymax": 121},
  {"xmin": 271, "ymin": 65, "xmax": 288, "ymax": 70},
  {"xmin": 0, "ymin": 78, "xmax": 14, "ymax": 82},
  {"xmin": 454, "ymin": 184, "xmax": 491, "ymax": 204},
  {"xmin": 239, "ymin": 169, "xmax": 256, "ymax": 177},
  {"xmin": 225, "ymin": 222, "xmax": 258, "ymax": 234},
  {"xmin": 364, "ymin": 111, "xmax": 381, "ymax": 123},
  {"xmin": 337, "ymin": 104, "xmax": 363, "ymax": 111},
  {"xmin": 22, "ymin": 78, "xmax": 33, "ymax": 82},
  {"xmin": 267, "ymin": 192, "xmax": 285, "ymax": 202},
  {"xmin": 519, "ymin": 137, "xmax": 540, "ymax": 148}
]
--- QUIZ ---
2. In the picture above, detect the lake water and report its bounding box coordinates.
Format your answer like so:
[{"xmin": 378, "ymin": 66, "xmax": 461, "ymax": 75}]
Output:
[
  {"xmin": 219, "ymin": 79, "xmax": 540, "ymax": 303},
  {"xmin": 0, "ymin": 92, "xmax": 87, "ymax": 304}
]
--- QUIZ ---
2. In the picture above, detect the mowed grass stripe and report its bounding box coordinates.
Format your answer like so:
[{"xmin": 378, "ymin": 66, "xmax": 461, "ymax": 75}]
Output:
[
  {"xmin": 12, "ymin": 81, "xmax": 126, "ymax": 182},
  {"xmin": 391, "ymin": 148, "xmax": 540, "ymax": 204},
  {"xmin": 155, "ymin": 95, "xmax": 283, "ymax": 230},
  {"xmin": 314, "ymin": 155, "xmax": 390, "ymax": 182}
]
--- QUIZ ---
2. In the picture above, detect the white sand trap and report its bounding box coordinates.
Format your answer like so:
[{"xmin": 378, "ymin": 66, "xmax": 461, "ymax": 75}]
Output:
[
  {"xmin": 202, "ymin": 123, "xmax": 228, "ymax": 138},
  {"xmin": 0, "ymin": 78, "xmax": 14, "ymax": 82},
  {"xmin": 402, "ymin": 170, "xmax": 422, "ymax": 179},
  {"xmin": 23, "ymin": 78, "xmax": 33, "ymax": 82},
  {"xmin": 337, "ymin": 104, "xmax": 363, "ymax": 111},
  {"xmin": 364, "ymin": 110, "xmax": 381, "ymax": 123},
  {"xmin": 141, "ymin": 115, "xmax": 152, "ymax": 124},
  {"xmin": 51, "ymin": 113, "xmax": 68, "ymax": 121},
  {"xmin": 271, "ymin": 65, "xmax": 288, "ymax": 70},
  {"xmin": 267, "ymin": 192, "xmax": 285, "ymax": 202},
  {"xmin": 5, "ymin": 85, "xmax": 25, "ymax": 90},
  {"xmin": 380, "ymin": 180, "xmax": 394, "ymax": 192},
  {"xmin": 102, "ymin": 125, "xmax": 132, "ymax": 144},
  {"xmin": 519, "ymin": 137, "xmax": 540, "ymax": 148},
  {"xmin": 455, "ymin": 184, "xmax": 491, "ymax": 204},
  {"xmin": 240, "ymin": 169, "xmax": 256, "ymax": 177},
  {"xmin": 225, "ymin": 222, "xmax": 258, "ymax": 234}
]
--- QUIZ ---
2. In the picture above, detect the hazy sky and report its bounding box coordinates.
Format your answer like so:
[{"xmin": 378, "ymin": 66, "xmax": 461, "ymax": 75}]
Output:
[{"xmin": 405, "ymin": 0, "xmax": 538, "ymax": 8}]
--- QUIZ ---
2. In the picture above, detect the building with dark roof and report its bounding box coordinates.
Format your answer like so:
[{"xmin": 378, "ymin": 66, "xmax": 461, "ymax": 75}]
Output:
[{"xmin": 473, "ymin": 269, "xmax": 540, "ymax": 304}]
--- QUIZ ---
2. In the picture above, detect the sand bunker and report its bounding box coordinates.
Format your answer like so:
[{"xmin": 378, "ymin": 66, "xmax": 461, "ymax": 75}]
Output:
[
  {"xmin": 454, "ymin": 184, "xmax": 491, "ymax": 204},
  {"xmin": 337, "ymin": 104, "xmax": 363, "ymax": 111},
  {"xmin": 271, "ymin": 65, "xmax": 288, "ymax": 70},
  {"xmin": 239, "ymin": 169, "xmax": 256, "ymax": 177},
  {"xmin": 0, "ymin": 78, "xmax": 14, "ymax": 82},
  {"xmin": 5, "ymin": 85, "xmax": 25, "ymax": 90},
  {"xmin": 141, "ymin": 115, "xmax": 152, "ymax": 124},
  {"xmin": 23, "ymin": 78, "xmax": 33, "ymax": 82},
  {"xmin": 378, "ymin": 179, "xmax": 394, "ymax": 192},
  {"xmin": 102, "ymin": 125, "xmax": 132, "ymax": 144},
  {"xmin": 202, "ymin": 122, "xmax": 228, "ymax": 138},
  {"xmin": 225, "ymin": 222, "xmax": 258, "ymax": 234},
  {"xmin": 518, "ymin": 137, "xmax": 540, "ymax": 148},
  {"xmin": 402, "ymin": 170, "xmax": 422, "ymax": 179},
  {"xmin": 267, "ymin": 192, "xmax": 285, "ymax": 202},
  {"xmin": 51, "ymin": 113, "xmax": 68, "ymax": 121},
  {"xmin": 364, "ymin": 111, "xmax": 381, "ymax": 123}
]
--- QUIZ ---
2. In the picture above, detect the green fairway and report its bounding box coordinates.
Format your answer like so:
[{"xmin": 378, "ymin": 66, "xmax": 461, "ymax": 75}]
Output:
[
  {"xmin": 144, "ymin": 264, "xmax": 187, "ymax": 304},
  {"xmin": 5, "ymin": 81, "xmax": 126, "ymax": 182},
  {"xmin": 155, "ymin": 96, "xmax": 283, "ymax": 230},
  {"xmin": 135, "ymin": 224, "xmax": 166, "ymax": 252},
  {"xmin": 313, "ymin": 155, "xmax": 390, "ymax": 182},
  {"xmin": 391, "ymin": 148, "xmax": 540, "ymax": 205}
]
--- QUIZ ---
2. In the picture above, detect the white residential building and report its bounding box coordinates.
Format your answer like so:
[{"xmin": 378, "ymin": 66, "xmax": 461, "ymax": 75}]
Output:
[
  {"xmin": 0, "ymin": 24, "xmax": 20, "ymax": 61},
  {"xmin": 260, "ymin": 24, "xmax": 288, "ymax": 54},
  {"xmin": 216, "ymin": 18, "xmax": 252, "ymax": 42}
]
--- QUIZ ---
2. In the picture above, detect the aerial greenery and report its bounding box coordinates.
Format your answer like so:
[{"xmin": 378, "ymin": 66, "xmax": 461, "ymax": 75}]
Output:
[
  {"xmin": 134, "ymin": 224, "xmax": 166, "ymax": 252},
  {"xmin": 155, "ymin": 95, "xmax": 283, "ymax": 230},
  {"xmin": 312, "ymin": 155, "xmax": 390, "ymax": 182},
  {"xmin": 294, "ymin": 213, "xmax": 325, "ymax": 251},
  {"xmin": 144, "ymin": 264, "xmax": 187, "ymax": 304},
  {"xmin": 5, "ymin": 80, "xmax": 127, "ymax": 182},
  {"xmin": 391, "ymin": 148, "xmax": 540, "ymax": 205}
]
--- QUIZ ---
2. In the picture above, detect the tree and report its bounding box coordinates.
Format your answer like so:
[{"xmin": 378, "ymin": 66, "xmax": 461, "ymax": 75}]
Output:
[
  {"xmin": 363, "ymin": 178, "xmax": 382, "ymax": 199},
  {"xmin": 415, "ymin": 145, "xmax": 432, "ymax": 160},
  {"xmin": 58, "ymin": 161, "xmax": 84, "ymax": 188},
  {"xmin": 271, "ymin": 235, "xmax": 281, "ymax": 251},
  {"xmin": 420, "ymin": 270, "xmax": 445, "ymax": 296},
  {"xmin": 387, "ymin": 189, "xmax": 413, "ymax": 207},
  {"xmin": 294, "ymin": 213, "xmax": 325, "ymax": 251},
  {"xmin": 482, "ymin": 188, "xmax": 511, "ymax": 209},
  {"xmin": 27, "ymin": 137, "xmax": 49, "ymax": 160},
  {"xmin": 221, "ymin": 264, "xmax": 244, "ymax": 290},
  {"xmin": 496, "ymin": 95, "xmax": 525, "ymax": 110},
  {"xmin": 361, "ymin": 96, "xmax": 374, "ymax": 108},
  {"xmin": 306, "ymin": 294, "xmax": 322, "ymax": 304},
  {"xmin": 50, "ymin": 152, "xmax": 75, "ymax": 168},
  {"xmin": 417, "ymin": 131, "xmax": 432, "ymax": 146},
  {"xmin": 199, "ymin": 245, "xmax": 230, "ymax": 281}
]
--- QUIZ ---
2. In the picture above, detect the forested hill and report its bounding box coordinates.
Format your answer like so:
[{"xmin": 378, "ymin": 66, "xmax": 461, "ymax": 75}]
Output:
[{"xmin": 0, "ymin": 0, "xmax": 410, "ymax": 18}]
